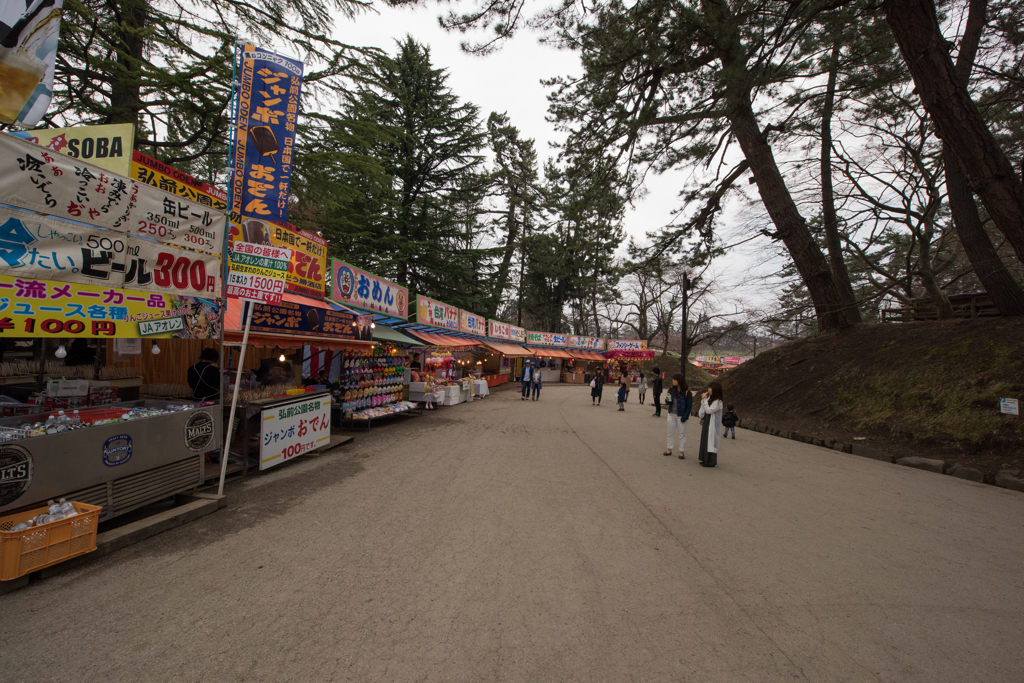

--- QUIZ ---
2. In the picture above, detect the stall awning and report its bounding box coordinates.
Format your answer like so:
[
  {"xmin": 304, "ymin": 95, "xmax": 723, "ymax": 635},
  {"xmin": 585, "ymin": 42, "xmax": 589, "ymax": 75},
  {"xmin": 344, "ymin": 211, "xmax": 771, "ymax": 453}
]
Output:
[
  {"xmin": 405, "ymin": 330, "xmax": 480, "ymax": 348},
  {"xmin": 373, "ymin": 324, "xmax": 425, "ymax": 346},
  {"xmin": 604, "ymin": 349, "xmax": 656, "ymax": 360},
  {"xmin": 225, "ymin": 294, "xmax": 373, "ymax": 351},
  {"xmin": 481, "ymin": 341, "xmax": 534, "ymax": 357},
  {"xmin": 529, "ymin": 347, "xmax": 574, "ymax": 360},
  {"xmin": 569, "ymin": 350, "xmax": 606, "ymax": 362}
]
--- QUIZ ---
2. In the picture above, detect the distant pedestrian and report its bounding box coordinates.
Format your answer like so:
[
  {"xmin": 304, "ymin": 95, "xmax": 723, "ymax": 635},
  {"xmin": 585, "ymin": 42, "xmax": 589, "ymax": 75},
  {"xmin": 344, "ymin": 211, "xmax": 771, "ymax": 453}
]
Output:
[
  {"xmin": 650, "ymin": 367, "xmax": 663, "ymax": 417},
  {"xmin": 722, "ymin": 404, "xmax": 738, "ymax": 439},
  {"xmin": 698, "ymin": 381, "xmax": 725, "ymax": 467},
  {"xmin": 616, "ymin": 379, "xmax": 627, "ymax": 411},
  {"xmin": 623, "ymin": 374, "xmax": 631, "ymax": 403},
  {"xmin": 532, "ymin": 370, "xmax": 542, "ymax": 401},
  {"xmin": 637, "ymin": 375, "xmax": 647, "ymax": 404},
  {"xmin": 521, "ymin": 361, "xmax": 534, "ymax": 401},
  {"xmin": 664, "ymin": 373, "xmax": 693, "ymax": 459},
  {"xmin": 590, "ymin": 370, "xmax": 604, "ymax": 406}
]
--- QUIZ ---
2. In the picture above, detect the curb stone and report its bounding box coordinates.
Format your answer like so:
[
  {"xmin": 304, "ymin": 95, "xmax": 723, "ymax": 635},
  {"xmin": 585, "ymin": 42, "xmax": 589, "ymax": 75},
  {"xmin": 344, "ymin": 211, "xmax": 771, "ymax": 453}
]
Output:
[
  {"xmin": 948, "ymin": 465, "xmax": 984, "ymax": 483},
  {"xmin": 995, "ymin": 471, "xmax": 1024, "ymax": 493},
  {"xmin": 895, "ymin": 457, "xmax": 945, "ymax": 473}
]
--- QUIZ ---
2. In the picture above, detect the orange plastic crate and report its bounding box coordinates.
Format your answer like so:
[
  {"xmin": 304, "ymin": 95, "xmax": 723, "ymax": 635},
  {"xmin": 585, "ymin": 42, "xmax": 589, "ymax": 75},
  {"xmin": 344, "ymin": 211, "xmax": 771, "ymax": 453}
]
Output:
[{"xmin": 0, "ymin": 502, "xmax": 101, "ymax": 580}]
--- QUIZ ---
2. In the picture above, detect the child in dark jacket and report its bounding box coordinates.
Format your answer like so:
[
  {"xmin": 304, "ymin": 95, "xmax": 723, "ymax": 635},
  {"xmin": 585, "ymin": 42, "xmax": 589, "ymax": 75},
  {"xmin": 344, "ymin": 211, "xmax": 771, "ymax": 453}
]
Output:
[
  {"xmin": 617, "ymin": 380, "xmax": 627, "ymax": 411},
  {"xmin": 722, "ymin": 404, "xmax": 739, "ymax": 439}
]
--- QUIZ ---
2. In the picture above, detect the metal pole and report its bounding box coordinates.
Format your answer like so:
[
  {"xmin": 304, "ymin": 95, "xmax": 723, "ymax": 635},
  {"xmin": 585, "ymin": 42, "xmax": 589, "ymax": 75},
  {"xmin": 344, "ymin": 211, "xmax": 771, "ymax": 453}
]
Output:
[
  {"xmin": 680, "ymin": 275, "xmax": 689, "ymax": 378},
  {"xmin": 218, "ymin": 300, "xmax": 252, "ymax": 495}
]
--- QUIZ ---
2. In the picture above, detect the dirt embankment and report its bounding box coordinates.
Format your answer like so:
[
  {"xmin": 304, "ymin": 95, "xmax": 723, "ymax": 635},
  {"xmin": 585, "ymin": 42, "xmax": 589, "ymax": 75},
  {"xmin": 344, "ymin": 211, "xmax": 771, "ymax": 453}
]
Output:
[{"xmin": 719, "ymin": 319, "xmax": 1024, "ymax": 480}]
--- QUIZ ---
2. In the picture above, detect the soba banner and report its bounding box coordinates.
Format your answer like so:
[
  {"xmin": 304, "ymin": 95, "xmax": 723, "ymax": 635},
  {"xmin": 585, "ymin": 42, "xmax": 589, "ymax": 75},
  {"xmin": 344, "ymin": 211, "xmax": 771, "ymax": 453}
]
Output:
[
  {"xmin": 331, "ymin": 259, "xmax": 408, "ymax": 319},
  {"xmin": 527, "ymin": 331, "xmax": 567, "ymax": 346},
  {"xmin": 0, "ymin": 206, "xmax": 220, "ymax": 297},
  {"xmin": 0, "ymin": 0, "xmax": 62, "ymax": 127},
  {"xmin": 231, "ymin": 44, "xmax": 303, "ymax": 224},
  {"xmin": 0, "ymin": 133, "xmax": 226, "ymax": 254},
  {"xmin": 0, "ymin": 274, "xmax": 221, "ymax": 339},
  {"xmin": 416, "ymin": 295, "xmax": 459, "ymax": 331},
  {"xmin": 8, "ymin": 123, "xmax": 135, "ymax": 176},
  {"xmin": 568, "ymin": 335, "xmax": 605, "ymax": 350}
]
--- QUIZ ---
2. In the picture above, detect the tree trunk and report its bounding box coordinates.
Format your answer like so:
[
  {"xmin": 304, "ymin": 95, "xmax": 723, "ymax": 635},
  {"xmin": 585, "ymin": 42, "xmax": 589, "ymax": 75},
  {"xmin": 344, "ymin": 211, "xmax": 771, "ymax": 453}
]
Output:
[
  {"xmin": 820, "ymin": 45, "xmax": 861, "ymax": 325},
  {"xmin": 941, "ymin": 0, "xmax": 1024, "ymax": 316},
  {"xmin": 884, "ymin": 0, "xmax": 1024, "ymax": 264},
  {"xmin": 491, "ymin": 189, "xmax": 520, "ymax": 316},
  {"xmin": 728, "ymin": 97, "xmax": 853, "ymax": 332},
  {"xmin": 106, "ymin": 0, "xmax": 147, "ymax": 125}
]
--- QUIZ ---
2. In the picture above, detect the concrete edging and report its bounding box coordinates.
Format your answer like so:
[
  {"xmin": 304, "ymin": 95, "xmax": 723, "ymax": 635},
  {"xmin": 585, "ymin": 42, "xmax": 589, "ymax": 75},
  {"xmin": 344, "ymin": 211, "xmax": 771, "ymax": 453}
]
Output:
[{"xmin": 736, "ymin": 419, "xmax": 1024, "ymax": 493}]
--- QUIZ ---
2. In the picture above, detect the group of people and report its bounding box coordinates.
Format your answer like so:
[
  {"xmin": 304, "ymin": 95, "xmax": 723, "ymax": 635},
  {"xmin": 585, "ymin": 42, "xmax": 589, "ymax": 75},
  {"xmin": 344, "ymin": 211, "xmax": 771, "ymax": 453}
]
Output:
[
  {"xmin": 520, "ymin": 360, "xmax": 543, "ymax": 401},
  {"xmin": 589, "ymin": 365, "xmax": 739, "ymax": 468}
]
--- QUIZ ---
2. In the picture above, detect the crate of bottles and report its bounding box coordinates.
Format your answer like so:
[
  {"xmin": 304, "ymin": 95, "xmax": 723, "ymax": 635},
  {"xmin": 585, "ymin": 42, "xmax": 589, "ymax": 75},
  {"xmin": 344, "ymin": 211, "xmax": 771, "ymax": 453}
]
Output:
[{"xmin": 0, "ymin": 501, "xmax": 102, "ymax": 580}]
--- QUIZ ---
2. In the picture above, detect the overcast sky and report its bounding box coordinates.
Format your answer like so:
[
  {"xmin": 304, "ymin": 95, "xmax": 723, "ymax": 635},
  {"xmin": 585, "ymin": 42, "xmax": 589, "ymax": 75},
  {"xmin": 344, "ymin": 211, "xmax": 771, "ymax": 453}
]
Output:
[{"xmin": 340, "ymin": 3, "xmax": 776, "ymax": 310}]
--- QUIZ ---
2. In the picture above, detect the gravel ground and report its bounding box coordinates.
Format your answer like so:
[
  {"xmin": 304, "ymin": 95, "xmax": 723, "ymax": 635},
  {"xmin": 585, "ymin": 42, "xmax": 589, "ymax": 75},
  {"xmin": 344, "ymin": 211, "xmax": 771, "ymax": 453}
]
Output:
[{"xmin": 1, "ymin": 384, "xmax": 1022, "ymax": 682}]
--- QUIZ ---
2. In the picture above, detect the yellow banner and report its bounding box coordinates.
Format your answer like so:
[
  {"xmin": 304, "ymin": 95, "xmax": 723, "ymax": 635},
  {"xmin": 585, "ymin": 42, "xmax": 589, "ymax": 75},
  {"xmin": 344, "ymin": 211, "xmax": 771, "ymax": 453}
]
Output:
[
  {"xmin": 0, "ymin": 274, "xmax": 220, "ymax": 338},
  {"xmin": 13, "ymin": 123, "xmax": 135, "ymax": 176}
]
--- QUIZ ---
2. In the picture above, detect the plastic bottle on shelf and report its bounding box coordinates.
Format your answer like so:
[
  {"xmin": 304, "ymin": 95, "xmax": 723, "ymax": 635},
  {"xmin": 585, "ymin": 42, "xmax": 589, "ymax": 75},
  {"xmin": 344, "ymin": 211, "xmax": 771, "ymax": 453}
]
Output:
[{"xmin": 71, "ymin": 410, "xmax": 82, "ymax": 426}]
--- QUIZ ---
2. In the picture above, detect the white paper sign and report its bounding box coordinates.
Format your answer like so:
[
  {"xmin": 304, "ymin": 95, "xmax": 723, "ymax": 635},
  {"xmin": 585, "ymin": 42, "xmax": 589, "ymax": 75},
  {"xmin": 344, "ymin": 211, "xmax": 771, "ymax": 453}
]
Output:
[
  {"xmin": 260, "ymin": 395, "xmax": 332, "ymax": 470},
  {"xmin": 1001, "ymin": 398, "xmax": 1019, "ymax": 416},
  {"xmin": 0, "ymin": 133, "xmax": 225, "ymax": 253}
]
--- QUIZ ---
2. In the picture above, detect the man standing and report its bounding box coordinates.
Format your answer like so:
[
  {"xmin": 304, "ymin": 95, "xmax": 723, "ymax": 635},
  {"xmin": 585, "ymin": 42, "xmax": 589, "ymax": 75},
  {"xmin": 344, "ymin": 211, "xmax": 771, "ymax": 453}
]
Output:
[
  {"xmin": 521, "ymin": 360, "xmax": 534, "ymax": 401},
  {"xmin": 651, "ymin": 367, "xmax": 663, "ymax": 417}
]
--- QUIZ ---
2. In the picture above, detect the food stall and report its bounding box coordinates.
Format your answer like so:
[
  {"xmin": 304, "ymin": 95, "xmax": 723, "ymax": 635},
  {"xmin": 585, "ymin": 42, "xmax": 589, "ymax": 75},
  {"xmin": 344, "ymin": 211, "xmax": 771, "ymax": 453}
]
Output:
[
  {"xmin": 604, "ymin": 340, "xmax": 656, "ymax": 382},
  {"xmin": 0, "ymin": 133, "xmax": 227, "ymax": 522},
  {"xmin": 524, "ymin": 331, "xmax": 573, "ymax": 383},
  {"xmin": 401, "ymin": 296, "xmax": 482, "ymax": 407},
  {"xmin": 565, "ymin": 336, "xmax": 607, "ymax": 383},
  {"xmin": 483, "ymin": 320, "xmax": 529, "ymax": 389}
]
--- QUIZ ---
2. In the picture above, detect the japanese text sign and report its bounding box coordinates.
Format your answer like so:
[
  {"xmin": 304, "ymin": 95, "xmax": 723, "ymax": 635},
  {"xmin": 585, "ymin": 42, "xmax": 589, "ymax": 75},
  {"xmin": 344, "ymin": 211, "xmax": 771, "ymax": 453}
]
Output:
[
  {"xmin": 488, "ymin": 319, "xmax": 509, "ymax": 340},
  {"xmin": 608, "ymin": 339, "xmax": 648, "ymax": 351},
  {"xmin": 242, "ymin": 299, "xmax": 358, "ymax": 340},
  {"xmin": 227, "ymin": 241, "xmax": 290, "ymax": 305},
  {"xmin": 460, "ymin": 310, "xmax": 486, "ymax": 336},
  {"xmin": 230, "ymin": 218, "xmax": 325, "ymax": 298},
  {"xmin": 231, "ymin": 44, "xmax": 304, "ymax": 224},
  {"xmin": 260, "ymin": 395, "xmax": 331, "ymax": 470},
  {"xmin": 0, "ymin": 132, "xmax": 226, "ymax": 254},
  {"xmin": 331, "ymin": 259, "xmax": 407, "ymax": 319},
  {"xmin": 131, "ymin": 150, "xmax": 228, "ymax": 219},
  {"xmin": 509, "ymin": 324, "xmax": 526, "ymax": 343},
  {"xmin": 526, "ymin": 331, "xmax": 567, "ymax": 347},
  {"xmin": 0, "ymin": 206, "xmax": 220, "ymax": 297},
  {"xmin": 11, "ymin": 124, "xmax": 135, "ymax": 176},
  {"xmin": 0, "ymin": 273, "xmax": 221, "ymax": 338},
  {"xmin": 416, "ymin": 295, "xmax": 459, "ymax": 331},
  {"xmin": 568, "ymin": 335, "xmax": 605, "ymax": 350}
]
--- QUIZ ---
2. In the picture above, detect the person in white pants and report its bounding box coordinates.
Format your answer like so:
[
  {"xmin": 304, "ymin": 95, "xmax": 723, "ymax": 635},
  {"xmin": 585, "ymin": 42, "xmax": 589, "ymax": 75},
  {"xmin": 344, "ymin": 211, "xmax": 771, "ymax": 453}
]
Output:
[{"xmin": 663, "ymin": 373, "xmax": 693, "ymax": 459}]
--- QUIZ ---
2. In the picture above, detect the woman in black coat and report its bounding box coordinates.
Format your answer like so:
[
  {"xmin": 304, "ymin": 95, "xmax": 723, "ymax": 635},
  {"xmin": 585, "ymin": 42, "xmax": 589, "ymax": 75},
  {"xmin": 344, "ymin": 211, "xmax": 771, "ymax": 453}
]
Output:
[{"xmin": 591, "ymin": 368, "xmax": 605, "ymax": 406}]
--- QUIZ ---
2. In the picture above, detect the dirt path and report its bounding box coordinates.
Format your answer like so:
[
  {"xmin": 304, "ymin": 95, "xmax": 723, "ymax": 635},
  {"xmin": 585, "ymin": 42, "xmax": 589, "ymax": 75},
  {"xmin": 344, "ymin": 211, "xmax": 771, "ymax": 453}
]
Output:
[{"xmin": 2, "ymin": 384, "xmax": 1023, "ymax": 682}]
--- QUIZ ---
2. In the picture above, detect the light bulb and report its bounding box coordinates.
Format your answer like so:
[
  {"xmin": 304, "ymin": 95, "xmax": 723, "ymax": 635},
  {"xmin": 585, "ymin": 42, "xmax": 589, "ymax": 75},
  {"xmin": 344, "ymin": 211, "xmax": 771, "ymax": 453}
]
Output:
[
  {"xmin": 151, "ymin": 342, "xmax": 161, "ymax": 355},
  {"xmin": 279, "ymin": 354, "xmax": 286, "ymax": 362},
  {"xmin": 54, "ymin": 344, "xmax": 67, "ymax": 359},
  {"xmin": 371, "ymin": 322, "xmax": 376, "ymax": 329}
]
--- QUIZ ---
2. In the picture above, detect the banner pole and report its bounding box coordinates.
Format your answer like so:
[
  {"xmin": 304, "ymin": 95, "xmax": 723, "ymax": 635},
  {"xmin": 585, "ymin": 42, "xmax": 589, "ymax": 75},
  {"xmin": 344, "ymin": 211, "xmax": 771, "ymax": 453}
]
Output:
[{"xmin": 218, "ymin": 299, "xmax": 252, "ymax": 495}]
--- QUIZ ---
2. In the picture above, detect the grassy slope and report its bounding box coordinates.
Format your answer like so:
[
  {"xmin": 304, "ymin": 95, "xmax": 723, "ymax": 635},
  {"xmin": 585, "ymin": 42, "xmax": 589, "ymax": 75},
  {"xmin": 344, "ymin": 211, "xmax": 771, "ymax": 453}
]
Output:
[{"xmin": 718, "ymin": 319, "xmax": 1024, "ymax": 473}]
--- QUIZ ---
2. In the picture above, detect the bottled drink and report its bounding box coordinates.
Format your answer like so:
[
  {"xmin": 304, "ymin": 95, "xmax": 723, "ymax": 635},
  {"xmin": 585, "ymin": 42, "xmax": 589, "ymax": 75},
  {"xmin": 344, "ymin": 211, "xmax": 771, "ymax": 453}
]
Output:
[
  {"xmin": 71, "ymin": 410, "xmax": 82, "ymax": 426},
  {"xmin": 9, "ymin": 519, "xmax": 35, "ymax": 532},
  {"xmin": 58, "ymin": 498, "xmax": 77, "ymax": 517}
]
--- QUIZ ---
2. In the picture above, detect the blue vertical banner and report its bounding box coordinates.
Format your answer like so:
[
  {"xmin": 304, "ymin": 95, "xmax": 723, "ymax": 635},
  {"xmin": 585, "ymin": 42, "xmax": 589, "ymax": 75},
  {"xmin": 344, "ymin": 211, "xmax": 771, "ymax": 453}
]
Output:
[{"xmin": 230, "ymin": 44, "xmax": 304, "ymax": 224}]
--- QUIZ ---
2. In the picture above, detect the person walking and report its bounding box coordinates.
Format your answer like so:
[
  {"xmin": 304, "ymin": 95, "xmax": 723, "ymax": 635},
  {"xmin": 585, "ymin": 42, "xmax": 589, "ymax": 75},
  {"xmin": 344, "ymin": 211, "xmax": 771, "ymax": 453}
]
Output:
[
  {"xmin": 637, "ymin": 375, "xmax": 648, "ymax": 404},
  {"xmin": 663, "ymin": 373, "xmax": 693, "ymax": 459},
  {"xmin": 616, "ymin": 379, "xmax": 627, "ymax": 411},
  {"xmin": 590, "ymin": 369, "xmax": 604, "ymax": 406},
  {"xmin": 698, "ymin": 381, "xmax": 725, "ymax": 467},
  {"xmin": 650, "ymin": 367, "xmax": 663, "ymax": 417},
  {"xmin": 531, "ymin": 368, "xmax": 542, "ymax": 401},
  {"xmin": 521, "ymin": 361, "xmax": 534, "ymax": 401},
  {"xmin": 722, "ymin": 404, "xmax": 739, "ymax": 439},
  {"xmin": 622, "ymin": 374, "xmax": 631, "ymax": 405}
]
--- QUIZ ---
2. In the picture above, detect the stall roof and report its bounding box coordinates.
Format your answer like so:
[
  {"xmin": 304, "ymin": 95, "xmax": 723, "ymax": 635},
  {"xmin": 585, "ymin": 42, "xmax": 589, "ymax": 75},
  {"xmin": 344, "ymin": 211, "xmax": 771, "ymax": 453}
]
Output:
[
  {"xmin": 405, "ymin": 329, "xmax": 480, "ymax": 348},
  {"xmin": 481, "ymin": 341, "xmax": 534, "ymax": 357},
  {"xmin": 373, "ymin": 324, "xmax": 425, "ymax": 346},
  {"xmin": 529, "ymin": 347, "xmax": 574, "ymax": 360},
  {"xmin": 569, "ymin": 350, "xmax": 606, "ymax": 362},
  {"xmin": 224, "ymin": 294, "xmax": 373, "ymax": 351}
]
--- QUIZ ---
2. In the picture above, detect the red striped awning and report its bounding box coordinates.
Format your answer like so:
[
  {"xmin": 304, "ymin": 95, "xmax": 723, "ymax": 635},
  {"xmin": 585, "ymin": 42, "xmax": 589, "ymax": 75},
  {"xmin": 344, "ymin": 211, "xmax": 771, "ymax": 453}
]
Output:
[
  {"xmin": 406, "ymin": 330, "xmax": 480, "ymax": 348},
  {"xmin": 529, "ymin": 347, "xmax": 574, "ymax": 360},
  {"xmin": 569, "ymin": 350, "xmax": 606, "ymax": 362},
  {"xmin": 482, "ymin": 341, "xmax": 534, "ymax": 357}
]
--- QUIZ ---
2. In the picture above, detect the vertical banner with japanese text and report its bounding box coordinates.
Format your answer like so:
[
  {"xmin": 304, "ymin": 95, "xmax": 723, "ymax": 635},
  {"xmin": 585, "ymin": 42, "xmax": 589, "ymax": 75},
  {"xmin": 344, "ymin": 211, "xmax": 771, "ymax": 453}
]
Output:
[{"xmin": 231, "ymin": 44, "xmax": 303, "ymax": 224}]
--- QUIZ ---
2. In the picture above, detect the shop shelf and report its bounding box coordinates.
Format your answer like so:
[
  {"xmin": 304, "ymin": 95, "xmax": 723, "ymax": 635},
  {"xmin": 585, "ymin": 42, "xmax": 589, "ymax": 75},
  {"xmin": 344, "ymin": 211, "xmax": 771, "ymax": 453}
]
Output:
[{"xmin": 0, "ymin": 502, "xmax": 101, "ymax": 581}]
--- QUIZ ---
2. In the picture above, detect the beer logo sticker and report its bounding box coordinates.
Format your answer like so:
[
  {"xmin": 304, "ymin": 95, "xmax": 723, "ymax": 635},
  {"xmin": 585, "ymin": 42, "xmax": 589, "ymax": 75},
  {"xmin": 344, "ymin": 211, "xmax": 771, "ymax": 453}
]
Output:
[
  {"xmin": 184, "ymin": 411, "xmax": 215, "ymax": 452},
  {"xmin": 103, "ymin": 434, "xmax": 133, "ymax": 466},
  {"xmin": 0, "ymin": 444, "xmax": 33, "ymax": 507}
]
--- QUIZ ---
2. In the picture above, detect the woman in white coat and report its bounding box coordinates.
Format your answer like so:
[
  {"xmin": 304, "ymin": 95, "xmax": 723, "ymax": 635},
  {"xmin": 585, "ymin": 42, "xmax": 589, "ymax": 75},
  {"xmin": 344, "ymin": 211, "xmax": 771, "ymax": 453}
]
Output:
[{"xmin": 698, "ymin": 381, "xmax": 724, "ymax": 467}]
